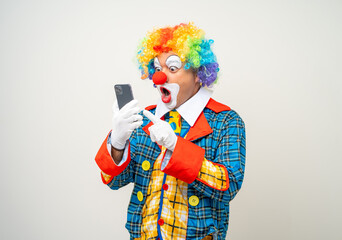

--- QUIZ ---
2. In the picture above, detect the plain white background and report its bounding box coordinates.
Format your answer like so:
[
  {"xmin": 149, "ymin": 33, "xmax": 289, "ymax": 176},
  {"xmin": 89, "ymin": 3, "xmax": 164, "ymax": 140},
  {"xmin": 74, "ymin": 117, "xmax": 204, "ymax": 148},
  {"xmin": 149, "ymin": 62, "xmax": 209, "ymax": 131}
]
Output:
[{"xmin": 1, "ymin": 0, "xmax": 341, "ymax": 239}]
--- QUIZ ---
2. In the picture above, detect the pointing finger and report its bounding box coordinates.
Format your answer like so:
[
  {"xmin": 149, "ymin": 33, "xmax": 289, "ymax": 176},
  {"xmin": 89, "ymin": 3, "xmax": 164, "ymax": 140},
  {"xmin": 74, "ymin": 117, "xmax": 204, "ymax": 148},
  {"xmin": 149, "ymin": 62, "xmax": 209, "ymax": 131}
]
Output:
[
  {"xmin": 149, "ymin": 126, "xmax": 156, "ymax": 142},
  {"xmin": 143, "ymin": 110, "xmax": 160, "ymax": 124}
]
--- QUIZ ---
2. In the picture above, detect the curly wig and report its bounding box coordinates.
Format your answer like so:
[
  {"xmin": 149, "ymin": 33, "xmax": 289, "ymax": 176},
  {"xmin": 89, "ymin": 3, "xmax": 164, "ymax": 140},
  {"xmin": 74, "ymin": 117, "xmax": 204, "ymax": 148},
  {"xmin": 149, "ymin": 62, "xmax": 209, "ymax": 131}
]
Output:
[{"xmin": 137, "ymin": 22, "xmax": 219, "ymax": 87}]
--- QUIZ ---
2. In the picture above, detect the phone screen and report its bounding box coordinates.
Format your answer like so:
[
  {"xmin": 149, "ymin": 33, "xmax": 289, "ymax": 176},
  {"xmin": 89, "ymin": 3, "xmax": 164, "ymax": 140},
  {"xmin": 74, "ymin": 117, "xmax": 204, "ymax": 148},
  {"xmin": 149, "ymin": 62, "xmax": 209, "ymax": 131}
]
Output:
[{"xmin": 114, "ymin": 84, "xmax": 134, "ymax": 109}]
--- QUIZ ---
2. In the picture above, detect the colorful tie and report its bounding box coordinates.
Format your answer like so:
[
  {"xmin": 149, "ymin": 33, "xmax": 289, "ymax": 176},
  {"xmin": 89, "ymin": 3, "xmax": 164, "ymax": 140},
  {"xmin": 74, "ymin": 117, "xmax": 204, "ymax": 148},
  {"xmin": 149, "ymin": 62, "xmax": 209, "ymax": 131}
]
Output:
[{"xmin": 168, "ymin": 110, "xmax": 182, "ymax": 136}]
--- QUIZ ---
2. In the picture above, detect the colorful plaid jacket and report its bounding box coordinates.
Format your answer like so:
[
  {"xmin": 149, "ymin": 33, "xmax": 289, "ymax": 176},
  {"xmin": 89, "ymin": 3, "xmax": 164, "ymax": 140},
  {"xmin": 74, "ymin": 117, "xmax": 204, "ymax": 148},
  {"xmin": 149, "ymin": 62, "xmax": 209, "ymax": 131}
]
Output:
[{"xmin": 95, "ymin": 98, "xmax": 246, "ymax": 240}]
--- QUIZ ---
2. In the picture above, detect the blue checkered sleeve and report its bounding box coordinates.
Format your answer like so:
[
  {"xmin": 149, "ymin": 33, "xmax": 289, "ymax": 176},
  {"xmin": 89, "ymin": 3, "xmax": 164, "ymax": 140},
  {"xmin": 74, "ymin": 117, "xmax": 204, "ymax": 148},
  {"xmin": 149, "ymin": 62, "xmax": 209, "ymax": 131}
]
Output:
[
  {"xmin": 190, "ymin": 111, "xmax": 246, "ymax": 203},
  {"xmin": 106, "ymin": 130, "xmax": 139, "ymax": 190}
]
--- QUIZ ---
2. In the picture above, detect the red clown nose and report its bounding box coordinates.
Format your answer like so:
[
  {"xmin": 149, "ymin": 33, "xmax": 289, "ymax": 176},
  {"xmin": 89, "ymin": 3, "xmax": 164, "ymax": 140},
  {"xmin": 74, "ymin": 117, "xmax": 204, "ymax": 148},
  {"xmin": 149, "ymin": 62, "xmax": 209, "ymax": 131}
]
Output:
[{"xmin": 152, "ymin": 71, "xmax": 167, "ymax": 85}]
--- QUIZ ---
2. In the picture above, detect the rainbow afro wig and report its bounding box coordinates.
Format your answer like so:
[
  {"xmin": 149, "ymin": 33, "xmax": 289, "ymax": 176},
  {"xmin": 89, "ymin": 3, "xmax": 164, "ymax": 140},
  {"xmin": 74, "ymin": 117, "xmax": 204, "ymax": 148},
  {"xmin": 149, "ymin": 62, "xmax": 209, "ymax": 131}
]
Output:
[{"xmin": 137, "ymin": 22, "xmax": 219, "ymax": 87}]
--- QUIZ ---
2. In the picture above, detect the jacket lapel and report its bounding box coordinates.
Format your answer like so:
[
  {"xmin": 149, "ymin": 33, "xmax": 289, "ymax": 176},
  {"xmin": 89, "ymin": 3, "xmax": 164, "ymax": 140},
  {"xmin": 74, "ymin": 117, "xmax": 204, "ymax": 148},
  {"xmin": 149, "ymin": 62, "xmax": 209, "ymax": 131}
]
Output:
[
  {"xmin": 142, "ymin": 122, "xmax": 153, "ymax": 136},
  {"xmin": 185, "ymin": 111, "xmax": 212, "ymax": 141},
  {"xmin": 185, "ymin": 97, "xmax": 231, "ymax": 141}
]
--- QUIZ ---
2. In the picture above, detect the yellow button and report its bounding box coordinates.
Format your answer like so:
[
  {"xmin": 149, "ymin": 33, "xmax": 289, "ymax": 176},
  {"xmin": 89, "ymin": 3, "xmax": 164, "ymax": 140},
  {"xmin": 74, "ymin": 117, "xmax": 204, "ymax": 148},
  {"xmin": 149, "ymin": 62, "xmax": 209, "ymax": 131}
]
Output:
[
  {"xmin": 189, "ymin": 195, "xmax": 199, "ymax": 206},
  {"xmin": 142, "ymin": 161, "xmax": 150, "ymax": 171},
  {"xmin": 137, "ymin": 191, "xmax": 143, "ymax": 202}
]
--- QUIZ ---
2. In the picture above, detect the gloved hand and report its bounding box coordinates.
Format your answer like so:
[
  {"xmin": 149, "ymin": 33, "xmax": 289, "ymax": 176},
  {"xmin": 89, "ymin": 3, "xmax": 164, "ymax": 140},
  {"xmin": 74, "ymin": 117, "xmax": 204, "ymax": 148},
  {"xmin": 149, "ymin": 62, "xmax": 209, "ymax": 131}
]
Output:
[
  {"xmin": 111, "ymin": 100, "xmax": 143, "ymax": 150},
  {"xmin": 143, "ymin": 110, "xmax": 177, "ymax": 151}
]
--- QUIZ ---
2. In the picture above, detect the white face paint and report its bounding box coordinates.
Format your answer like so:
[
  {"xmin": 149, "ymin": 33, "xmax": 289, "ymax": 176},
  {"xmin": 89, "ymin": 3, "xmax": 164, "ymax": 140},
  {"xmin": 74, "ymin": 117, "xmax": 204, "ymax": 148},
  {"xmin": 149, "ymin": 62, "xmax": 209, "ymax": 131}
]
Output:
[
  {"xmin": 154, "ymin": 55, "xmax": 182, "ymax": 73},
  {"xmin": 165, "ymin": 55, "xmax": 182, "ymax": 70},
  {"xmin": 154, "ymin": 57, "xmax": 162, "ymax": 71},
  {"xmin": 154, "ymin": 55, "xmax": 182, "ymax": 109},
  {"xmin": 157, "ymin": 83, "xmax": 180, "ymax": 110}
]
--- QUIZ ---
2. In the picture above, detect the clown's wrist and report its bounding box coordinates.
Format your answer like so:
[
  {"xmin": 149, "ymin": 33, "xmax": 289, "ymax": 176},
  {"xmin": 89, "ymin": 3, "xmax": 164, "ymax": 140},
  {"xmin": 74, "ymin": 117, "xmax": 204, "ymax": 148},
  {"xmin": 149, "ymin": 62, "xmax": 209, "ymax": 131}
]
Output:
[
  {"xmin": 110, "ymin": 134, "xmax": 126, "ymax": 150},
  {"xmin": 111, "ymin": 146, "xmax": 124, "ymax": 165}
]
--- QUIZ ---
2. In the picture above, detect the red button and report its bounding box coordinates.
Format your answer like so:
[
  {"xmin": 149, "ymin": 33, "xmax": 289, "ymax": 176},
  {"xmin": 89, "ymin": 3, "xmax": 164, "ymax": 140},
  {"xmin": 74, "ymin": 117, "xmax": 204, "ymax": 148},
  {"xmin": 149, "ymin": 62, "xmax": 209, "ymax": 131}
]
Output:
[
  {"xmin": 162, "ymin": 184, "xmax": 168, "ymax": 190},
  {"xmin": 158, "ymin": 219, "xmax": 164, "ymax": 226}
]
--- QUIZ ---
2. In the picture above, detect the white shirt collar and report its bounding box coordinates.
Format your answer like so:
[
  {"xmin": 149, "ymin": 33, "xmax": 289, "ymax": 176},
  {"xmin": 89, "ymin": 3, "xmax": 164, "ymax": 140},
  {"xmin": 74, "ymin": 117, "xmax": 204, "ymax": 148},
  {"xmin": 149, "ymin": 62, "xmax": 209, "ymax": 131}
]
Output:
[{"xmin": 155, "ymin": 87, "xmax": 213, "ymax": 126}]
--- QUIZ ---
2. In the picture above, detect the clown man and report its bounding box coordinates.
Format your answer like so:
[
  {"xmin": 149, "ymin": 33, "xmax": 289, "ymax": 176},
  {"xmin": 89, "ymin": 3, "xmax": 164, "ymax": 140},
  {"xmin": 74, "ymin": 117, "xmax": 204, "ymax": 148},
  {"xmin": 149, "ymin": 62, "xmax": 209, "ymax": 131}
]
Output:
[{"xmin": 95, "ymin": 22, "xmax": 246, "ymax": 240}]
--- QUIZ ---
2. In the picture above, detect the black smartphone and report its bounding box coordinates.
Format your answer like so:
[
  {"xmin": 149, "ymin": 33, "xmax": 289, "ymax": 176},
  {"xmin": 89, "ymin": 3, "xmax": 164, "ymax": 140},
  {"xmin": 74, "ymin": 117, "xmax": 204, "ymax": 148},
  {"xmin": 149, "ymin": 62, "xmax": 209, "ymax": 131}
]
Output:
[{"xmin": 114, "ymin": 84, "xmax": 134, "ymax": 109}]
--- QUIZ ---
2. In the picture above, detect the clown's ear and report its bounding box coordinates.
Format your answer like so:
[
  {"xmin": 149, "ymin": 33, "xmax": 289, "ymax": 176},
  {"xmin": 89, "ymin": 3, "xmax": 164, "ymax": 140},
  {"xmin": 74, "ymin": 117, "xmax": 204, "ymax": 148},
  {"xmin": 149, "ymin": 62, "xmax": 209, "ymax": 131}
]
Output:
[{"xmin": 195, "ymin": 74, "xmax": 200, "ymax": 83}]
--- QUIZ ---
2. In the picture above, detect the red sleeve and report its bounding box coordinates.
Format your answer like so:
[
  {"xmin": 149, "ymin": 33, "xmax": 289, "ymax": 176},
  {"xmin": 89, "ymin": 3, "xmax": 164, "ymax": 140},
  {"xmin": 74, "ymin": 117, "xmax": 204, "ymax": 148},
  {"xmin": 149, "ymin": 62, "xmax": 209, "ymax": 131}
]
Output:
[
  {"xmin": 94, "ymin": 132, "xmax": 131, "ymax": 177},
  {"xmin": 161, "ymin": 136, "xmax": 204, "ymax": 183}
]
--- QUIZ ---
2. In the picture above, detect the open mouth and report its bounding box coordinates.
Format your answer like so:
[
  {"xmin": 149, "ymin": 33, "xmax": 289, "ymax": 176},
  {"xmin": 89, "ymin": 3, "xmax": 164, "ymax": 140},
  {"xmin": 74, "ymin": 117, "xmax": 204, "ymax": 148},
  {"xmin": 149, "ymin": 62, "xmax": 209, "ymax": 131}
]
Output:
[{"xmin": 160, "ymin": 87, "xmax": 171, "ymax": 103}]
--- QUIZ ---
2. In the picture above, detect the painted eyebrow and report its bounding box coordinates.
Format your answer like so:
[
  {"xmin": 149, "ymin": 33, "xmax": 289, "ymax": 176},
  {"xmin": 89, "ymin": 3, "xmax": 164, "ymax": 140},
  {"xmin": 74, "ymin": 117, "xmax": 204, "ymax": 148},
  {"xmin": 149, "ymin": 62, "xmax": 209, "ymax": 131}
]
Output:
[{"xmin": 165, "ymin": 55, "xmax": 182, "ymax": 68}]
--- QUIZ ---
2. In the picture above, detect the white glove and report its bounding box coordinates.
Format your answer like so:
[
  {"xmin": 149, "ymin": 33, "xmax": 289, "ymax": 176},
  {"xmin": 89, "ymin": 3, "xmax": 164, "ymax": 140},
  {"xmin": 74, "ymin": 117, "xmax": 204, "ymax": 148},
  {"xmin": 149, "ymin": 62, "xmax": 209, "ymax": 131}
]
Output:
[
  {"xmin": 143, "ymin": 110, "xmax": 177, "ymax": 151},
  {"xmin": 111, "ymin": 100, "xmax": 143, "ymax": 150}
]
